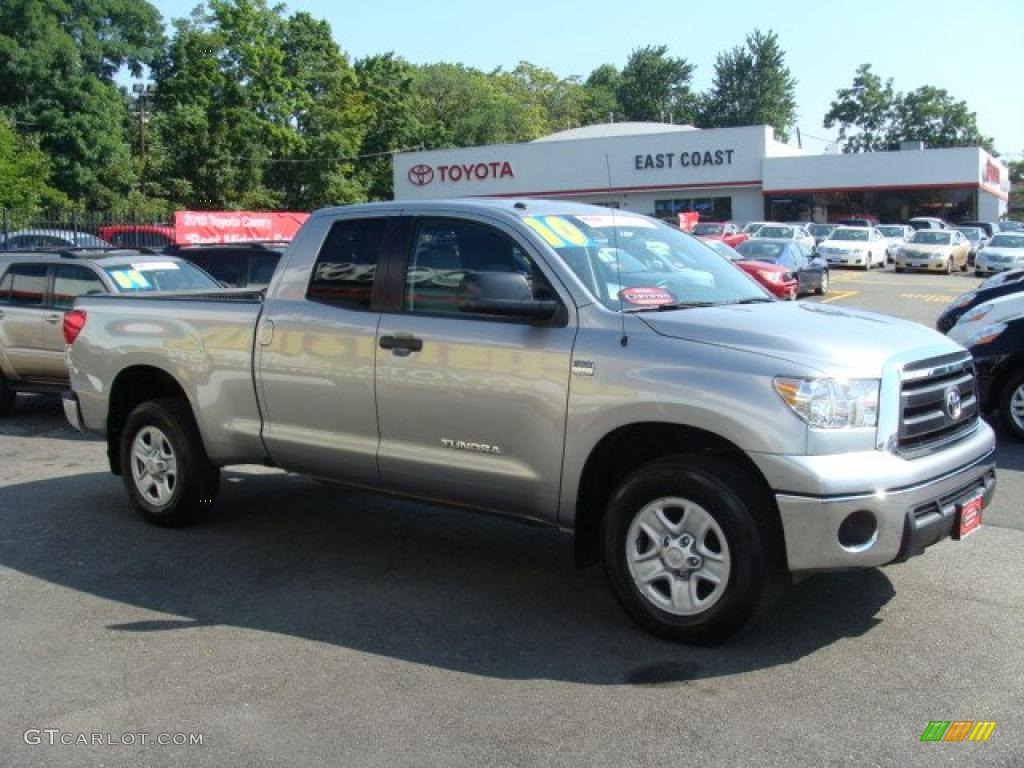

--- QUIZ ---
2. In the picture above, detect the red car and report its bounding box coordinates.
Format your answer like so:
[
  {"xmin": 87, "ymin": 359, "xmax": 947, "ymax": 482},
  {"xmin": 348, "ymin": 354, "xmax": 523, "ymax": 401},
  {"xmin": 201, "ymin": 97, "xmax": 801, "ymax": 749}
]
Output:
[
  {"xmin": 97, "ymin": 224, "xmax": 176, "ymax": 250},
  {"xmin": 692, "ymin": 221, "xmax": 750, "ymax": 249},
  {"xmin": 702, "ymin": 239, "xmax": 797, "ymax": 300}
]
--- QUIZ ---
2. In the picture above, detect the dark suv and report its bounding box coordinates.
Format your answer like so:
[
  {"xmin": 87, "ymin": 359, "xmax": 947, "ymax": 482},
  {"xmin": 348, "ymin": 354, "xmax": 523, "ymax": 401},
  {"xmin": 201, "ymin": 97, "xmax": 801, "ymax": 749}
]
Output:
[{"xmin": 165, "ymin": 242, "xmax": 286, "ymax": 289}]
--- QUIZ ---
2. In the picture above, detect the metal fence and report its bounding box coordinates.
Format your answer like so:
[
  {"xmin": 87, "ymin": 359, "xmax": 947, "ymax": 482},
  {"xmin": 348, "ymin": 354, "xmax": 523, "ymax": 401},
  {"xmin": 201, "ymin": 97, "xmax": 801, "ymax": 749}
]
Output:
[{"xmin": 0, "ymin": 208, "xmax": 176, "ymax": 251}]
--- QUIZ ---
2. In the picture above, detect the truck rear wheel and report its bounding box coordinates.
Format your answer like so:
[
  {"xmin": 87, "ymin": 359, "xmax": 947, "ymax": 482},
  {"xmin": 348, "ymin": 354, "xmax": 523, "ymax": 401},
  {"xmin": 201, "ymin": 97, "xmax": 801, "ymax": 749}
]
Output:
[
  {"xmin": 1000, "ymin": 370, "xmax": 1024, "ymax": 441},
  {"xmin": 602, "ymin": 455, "xmax": 783, "ymax": 644},
  {"xmin": 119, "ymin": 398, "xmax": 220, "ymax": 527},
  {"xmin": 0, "ymin": 375, "xmax": 14, "ymax": 417}
]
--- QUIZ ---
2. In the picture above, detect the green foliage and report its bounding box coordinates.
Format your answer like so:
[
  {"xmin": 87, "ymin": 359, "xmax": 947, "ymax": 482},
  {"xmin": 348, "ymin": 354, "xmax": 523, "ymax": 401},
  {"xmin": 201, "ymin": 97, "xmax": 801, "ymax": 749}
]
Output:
[
  {"xmin": 581, "ymin": 64, "xmax": 622, "ymax": 124},
  {"xmin": 617, "ymin": 45, "xmax": 697, "ymax": 124},
  {"xmin": 0, "ymin": 115, "xmax": 70, "ymax": 212},
  {"xmin": 701, "ymin": 30, "xmax": 797, "ymax": 141},
  {"xmin": 825, "ymin": 64, "xmax": 995, "ymax": 153}
]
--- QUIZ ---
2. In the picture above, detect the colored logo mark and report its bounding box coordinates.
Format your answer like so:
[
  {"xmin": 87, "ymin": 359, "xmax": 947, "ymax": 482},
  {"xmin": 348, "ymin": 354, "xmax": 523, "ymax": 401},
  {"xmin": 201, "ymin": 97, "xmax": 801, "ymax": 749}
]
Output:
[{"xmin": 920, "ymin": 721, "xmax": 997, "ymax": 742}]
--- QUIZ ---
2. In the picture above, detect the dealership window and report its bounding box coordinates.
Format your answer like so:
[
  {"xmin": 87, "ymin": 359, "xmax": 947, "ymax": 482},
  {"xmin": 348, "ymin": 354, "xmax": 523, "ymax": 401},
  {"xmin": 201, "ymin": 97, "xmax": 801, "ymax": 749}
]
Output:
[
  {"xmin": 764, "ymin": 188, "xmax": 979, "ymax": 224},
  {"xmin": 654, "ymin": 196, "xmax": 732, "ymax": 223}
]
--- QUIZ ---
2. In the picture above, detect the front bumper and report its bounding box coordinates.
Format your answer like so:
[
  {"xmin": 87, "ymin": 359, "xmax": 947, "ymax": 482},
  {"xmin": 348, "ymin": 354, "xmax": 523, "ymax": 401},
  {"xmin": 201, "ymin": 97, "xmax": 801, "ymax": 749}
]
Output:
[
  {"xmin": 894, "ymin": 256, "xmax": 947, "ymax": 270},
  {"xmin": 823, "ymin": 252, "xmax": 866, "ymax": 266},
  {"xmin": 752, "ymin": 423, "xmax": 997, "ymax": 572},
  {"xmin": 62, "ymin": 390, "xmax": 84, "ymax": 432}
]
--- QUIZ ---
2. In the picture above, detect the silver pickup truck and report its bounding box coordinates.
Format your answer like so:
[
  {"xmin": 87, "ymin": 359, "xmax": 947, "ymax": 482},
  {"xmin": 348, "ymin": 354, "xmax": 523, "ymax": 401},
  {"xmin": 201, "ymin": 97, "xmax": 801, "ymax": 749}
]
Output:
[{"xmin": 64, "ymin": 200, "xmax": 997, "ymax": 643}]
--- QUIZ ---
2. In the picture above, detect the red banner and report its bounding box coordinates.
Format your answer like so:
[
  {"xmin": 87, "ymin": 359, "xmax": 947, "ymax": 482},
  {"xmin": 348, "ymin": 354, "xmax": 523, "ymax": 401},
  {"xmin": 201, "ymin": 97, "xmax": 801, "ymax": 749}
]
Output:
[{"xmin": 174, "ymin": 211, "xmax": 309, "ymax": 244}]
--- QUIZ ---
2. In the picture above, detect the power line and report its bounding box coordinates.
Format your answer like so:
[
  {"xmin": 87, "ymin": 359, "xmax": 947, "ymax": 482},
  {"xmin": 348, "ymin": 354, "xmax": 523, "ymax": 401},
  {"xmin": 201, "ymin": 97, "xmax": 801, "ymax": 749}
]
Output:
[{"xmin": 230, "ymin": 146, "xmax": 424, "ymax": 164}]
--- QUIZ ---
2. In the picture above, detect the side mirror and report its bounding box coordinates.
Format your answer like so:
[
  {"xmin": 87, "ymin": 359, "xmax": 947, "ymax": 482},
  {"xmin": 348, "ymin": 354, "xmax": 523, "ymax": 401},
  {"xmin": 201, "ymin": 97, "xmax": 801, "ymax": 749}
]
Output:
[{"xmin": 456, "ymin": 271, "xmax": 561, "ymax": 321}]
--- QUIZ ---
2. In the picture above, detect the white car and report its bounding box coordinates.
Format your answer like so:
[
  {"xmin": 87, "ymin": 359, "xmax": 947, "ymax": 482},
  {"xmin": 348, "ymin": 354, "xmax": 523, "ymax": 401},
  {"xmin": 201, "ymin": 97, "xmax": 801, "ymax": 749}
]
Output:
[
  {"xmin": 816, "ymin": 226, "xmax": 888, "ymax": 269},
  {"xmin": 908, "ymin": 216, "xmax": 951, "ymax": 231},
  {"xmin": 974, "ymin": 233, "xmax": 1024, "ymax": 276},
  {"xmin": 741, "ymin": 221, "xmax": 772, "ymax": 236},
  {"xmin": 752, "ymin": 223, "xmax": 815, "ymax": 253},
  {"xmin": 876, "ymin": 224, "xmax": 915, "ymax": 261},
  {"xmin": 949, "ymin": 292, "xmax": 1024, "ymax": 345}
]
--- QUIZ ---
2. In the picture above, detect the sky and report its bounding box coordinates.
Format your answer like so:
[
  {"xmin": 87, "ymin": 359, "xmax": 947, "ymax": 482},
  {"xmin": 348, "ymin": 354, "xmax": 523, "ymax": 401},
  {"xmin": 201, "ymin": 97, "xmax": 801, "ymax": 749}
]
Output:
[{"xmin": 147, "ymin": 0, "xmax": 1023, "ymax": 158}]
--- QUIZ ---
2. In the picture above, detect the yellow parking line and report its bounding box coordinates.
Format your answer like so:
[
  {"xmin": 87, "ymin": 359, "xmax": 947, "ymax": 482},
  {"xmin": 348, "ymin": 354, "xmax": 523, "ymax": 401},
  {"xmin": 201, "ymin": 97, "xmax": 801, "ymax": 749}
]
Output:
[{"xmin": 820, "ymin": 290, "xmax": 857, "ymax": 304}]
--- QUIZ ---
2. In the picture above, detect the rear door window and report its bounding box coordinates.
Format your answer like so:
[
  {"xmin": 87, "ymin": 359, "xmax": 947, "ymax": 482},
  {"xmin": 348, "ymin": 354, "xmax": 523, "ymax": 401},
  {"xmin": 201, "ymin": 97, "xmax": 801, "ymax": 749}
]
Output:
[
  {"xmin": 307, "ymin": 219, "xmax": 387, "ymax": 309},
  {"xmin": 53, "ymin": 264, "xmax": 106, "ymax": 309},
  {"xmin": 8, "ymin": 264, "xmax": 47, "ymax": 306}
]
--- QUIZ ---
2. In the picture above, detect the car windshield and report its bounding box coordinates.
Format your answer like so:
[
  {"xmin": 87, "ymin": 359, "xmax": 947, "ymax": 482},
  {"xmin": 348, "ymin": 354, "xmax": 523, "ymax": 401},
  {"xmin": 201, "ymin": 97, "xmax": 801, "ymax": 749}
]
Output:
[
  {"xmin": 525, "ymin": 213, "xmax": 767, "ymax": 311},
  {"xmin": 988, "ymin": 234, "xmax": 1024, "ymax": 249},
  {"xmin": 702, "ymin": 239, "xmax": 742, "ymax": 261},
  {"xmin": 877, "ymin": 226, "xmax": 906, "ymax": 237},
  {"xmin": 807, "ymin": 224, "xmax": 835, "ymax": 236},
  {"xmin": 755, "ymin": 226, "xmax": 795, "ymax": 239},
  {"xmin": 102, "ymin": 260, "xmax": 221, "ymax": 292},
  {"xmin": 999, "ymin": 221, "xmax": 1024, "ymax": 233},
  {"xmin": 830, "ymin": 228, "xmax": 869, "ymax": 242},
  {"xmin": 692, "ymin": 223, "xmax": 724, "ymax": 236},
  {"xmin": 741, "ymin": 222, "xmax": 765, "ymax": 234},
  {"xmin": 736, "ymin": 241, "xmax": 785, "ymax": 263},
  {"xmin": 911, "ymin": 231, "xmax": 952, "ymax": 245},
  {"xmin": 956, "ymin": 227, "xmax": 983, "ymax": 239}
]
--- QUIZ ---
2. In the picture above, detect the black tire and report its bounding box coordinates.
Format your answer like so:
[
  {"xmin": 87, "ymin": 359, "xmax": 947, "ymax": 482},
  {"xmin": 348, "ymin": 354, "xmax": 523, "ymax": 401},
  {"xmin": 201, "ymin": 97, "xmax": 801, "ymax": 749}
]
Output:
[
  {"xmin": 1000, "ymin": 370, "xmax": 1024, "ymax": 442},
  {"xmin": 0, "ymin": 375, "xmax": 14, "ymax": 417},
  {"xmin": 816, "ymin": 270, "xmax": 829, "ymax": 295},
  {"xmin": 946, "ymin": 257, "xmax": 954, "ymax": 275},
  {"xmin": 894, "ymin": 266, "xmax": 904, "ymax": 273},
  {"xmin": 601, "ymin": 455, "xmax": 784, "ymax": 644},
  {"xmin": 119, "ymin": 398, "xmax": 220, "ymax": 527}
]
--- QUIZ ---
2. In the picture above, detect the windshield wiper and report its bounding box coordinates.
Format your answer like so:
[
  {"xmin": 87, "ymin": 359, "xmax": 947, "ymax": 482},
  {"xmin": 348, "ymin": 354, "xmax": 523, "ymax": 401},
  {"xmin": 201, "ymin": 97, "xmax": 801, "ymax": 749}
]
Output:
[
  {"xmin": 725, "ymin": 297, "xmax": 774, "ymax": 305},
  {"xmin": 622, "ymin": 301, "xmax": 720, "ymax": 314}
]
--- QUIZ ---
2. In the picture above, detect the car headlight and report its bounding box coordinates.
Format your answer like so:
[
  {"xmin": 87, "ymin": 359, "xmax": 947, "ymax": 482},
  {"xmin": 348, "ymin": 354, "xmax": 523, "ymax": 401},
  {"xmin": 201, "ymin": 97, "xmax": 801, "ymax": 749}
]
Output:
[
  {"xmin": 964, "ymin": 322, "xmax": 1007, "ymax": 347},
  {"xmin": 773, "ymin": 377, "xmax": 879, "ymax": 429},
  {"xmin": 960, "ymin": 302, "xmax": 992, "ymax": 324},
  {"xmin": 758, "ymin": 270, "xmax": 785, "ymax": 284},
  {"xmin": 953, "ymin": 291, "xmax": 977, "ymax": 309}
]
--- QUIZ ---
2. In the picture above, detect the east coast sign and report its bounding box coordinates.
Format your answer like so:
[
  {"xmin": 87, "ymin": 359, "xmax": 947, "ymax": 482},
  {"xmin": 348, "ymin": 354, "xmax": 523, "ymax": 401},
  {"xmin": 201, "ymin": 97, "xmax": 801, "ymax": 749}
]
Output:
[{"xmin": 633, "ymin": 149, "xmax": 736, "ymax": 171}]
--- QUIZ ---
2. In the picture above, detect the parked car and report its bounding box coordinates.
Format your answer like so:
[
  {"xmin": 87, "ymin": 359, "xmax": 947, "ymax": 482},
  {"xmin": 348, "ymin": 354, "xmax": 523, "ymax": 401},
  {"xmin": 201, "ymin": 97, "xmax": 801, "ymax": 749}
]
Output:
[
  {"xmin": 876, "ymin": 224, "xmax": 916, "ymax": 262},
  {"xmin": 907, "ymin": 216, "xmax": 951, "ymax": 231},
  {"xmin": 166, "ymin": 242, "xmax": 286, "ymax": 289},
  {"xmin": 806, "ymin": 223, "xmax": 838, "ymax": 250},
  {"xmin": 948, "ymin": 292, "xmax": 1024, "ymax": 346},
  {"xmin": 97, "ymin": 225, "xmax": 176, "ymax": 250},
  {"xmin": 704, "ymin": 238, "xmax": 796, "ymax": 300},
  {"xmin": 0, "ymin": 229, "xmax": 112, "ymax": 250},
  {"xmin": 64, "ymin": 199, "xmax": 996, "ymax": 644},
  {"xmin": 835, "ymin": 216, "xmax": 877, "ymax": 228},
  {"xmin": 691, "ymin": 221, "xmax": 749, "ymax": 249},
  {"xmin": 974, "ymin": 233, "xmax": 1024, "ymax": 276},
  {"xmin": 936, "ymin": 269, "xmax": 1024, "ymax": 334},
  {"xmin": 0, "ymin": 250, "xmax": 221, "ymax": 415},
  {"xmin": 967, "ymin": 313, "xmax": 1024, "ymax": 440},
  {"xmin": 816, "ymin": 226, "xmax": 888, "ymax": 269},
  {"xmin": 953, "ymin": 226, "xmax": 988, "ymax": 264},
  {"xmin": 751, "ymin": 223, "xmax": 815, "ymax": 253},
  {"xmin": 893, "ymin": 230, "xmax": 971, "ymax": 273},
  {"xmin": 734, "ymin": 239, "xmax": 827, "ymax": 296},
  {"xmin": 997, "ymin": 221, "xmax": 1024, "ymax": 234},
  {"xmin": 956, "ymin": 220, "xmax": 998, "ymax": 239},
  {"xmin": 740, "ymin": 221, "xmax": 772, "ymax": 236}
]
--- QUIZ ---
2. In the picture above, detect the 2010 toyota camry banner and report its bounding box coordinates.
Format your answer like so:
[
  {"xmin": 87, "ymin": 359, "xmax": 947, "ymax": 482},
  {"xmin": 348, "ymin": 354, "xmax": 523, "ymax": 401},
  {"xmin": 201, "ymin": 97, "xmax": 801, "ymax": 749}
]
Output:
[{"xmin": 173, "ymin": 211, "xmax": 310, "ymax": 244}]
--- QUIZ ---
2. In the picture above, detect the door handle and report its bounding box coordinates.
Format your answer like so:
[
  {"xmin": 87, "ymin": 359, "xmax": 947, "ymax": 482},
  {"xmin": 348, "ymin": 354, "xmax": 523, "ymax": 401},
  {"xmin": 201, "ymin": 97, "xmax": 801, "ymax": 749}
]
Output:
[
  {"xmin": 379, "ymin": 334, "xmax": 423, "ymax": 353},
  {"xmin": 45, "ymin": 313, "xmax": 61, "ymax": 324}
]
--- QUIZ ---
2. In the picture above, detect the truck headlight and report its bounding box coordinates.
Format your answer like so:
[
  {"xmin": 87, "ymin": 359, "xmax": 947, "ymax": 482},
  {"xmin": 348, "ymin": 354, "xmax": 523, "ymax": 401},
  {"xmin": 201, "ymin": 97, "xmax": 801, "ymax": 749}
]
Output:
[
  {"xmin": 961, "ymin": 302, "xmax": 992, "ymax": 324},
  {"xmin": 964, "ymin": 322, "xmax": 1007, "ymax": 347},
  {"xmin": 773, "ymin": 377, "xmax": 879, "ymax": 429},
  {"xmin": 952, "ymin": 291, "xmax": 977, "ymax": 308}
]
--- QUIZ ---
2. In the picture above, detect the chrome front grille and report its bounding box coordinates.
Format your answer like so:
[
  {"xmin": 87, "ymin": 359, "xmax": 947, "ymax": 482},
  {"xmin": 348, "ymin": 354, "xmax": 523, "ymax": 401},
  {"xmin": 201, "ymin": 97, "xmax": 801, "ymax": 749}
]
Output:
[{"xmin": 898, "ymin": 353, "xmax": 979, "ymax": 454}]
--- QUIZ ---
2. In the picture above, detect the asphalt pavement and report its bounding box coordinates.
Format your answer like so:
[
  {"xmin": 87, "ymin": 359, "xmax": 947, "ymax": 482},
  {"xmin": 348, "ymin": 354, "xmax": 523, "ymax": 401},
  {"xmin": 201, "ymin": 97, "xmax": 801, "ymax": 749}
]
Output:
[{"xmin": 1, "ymin": 269, "xmax": 1022, "ymax": 767}]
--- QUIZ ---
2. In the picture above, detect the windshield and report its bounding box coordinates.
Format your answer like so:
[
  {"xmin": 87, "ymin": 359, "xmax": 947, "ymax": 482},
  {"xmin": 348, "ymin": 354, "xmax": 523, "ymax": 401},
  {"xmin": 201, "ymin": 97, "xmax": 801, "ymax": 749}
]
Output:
[
  {"xmin": 736, "ymin": 241, "xmax": 786, "ymax": 263},
  {"xmin": 988, "ymin": 234, "xmax": 1024, "ymax": 249},
  {"xmin": 741, "ymin": 222, "xmax": 766, "ymax": 234},
  {"xmin": 525, "ymin": 213, "xmax": 767, "ymax": 311},
  {"xmin": 955, "ymin": 227, "xmax": 983, "ymax": 239},
  {"xmin": 830, "ymin": 228, "xmax": 869, "ymax": 242},
  {"xmin": 692, "ymin": 223, "xmax": 724, "ymax": 236},
  {"xmin": 807, "ymin": 224, "xmax": 835, "ymax": 237},
  {"xmin": 103, "ymin": 260, "xmax": 221, "ymax": 292},
  {"xmin": 910, "ymin": 231, "xmax": 952, "ymax": 245},
  {"xmin": 702, "ymin": 239, "xmax": 742, "ymax": 261},
  {"xmin": 877, "ymin": 226, "xmax": 905, "ymax": 238},
  {"xmin": 755, "ymin": 226, "xmax": 795, "ymax": 239},
  {"xmin": 998, "ymin": 221, "xmax": 1024, "ymax": 233}
]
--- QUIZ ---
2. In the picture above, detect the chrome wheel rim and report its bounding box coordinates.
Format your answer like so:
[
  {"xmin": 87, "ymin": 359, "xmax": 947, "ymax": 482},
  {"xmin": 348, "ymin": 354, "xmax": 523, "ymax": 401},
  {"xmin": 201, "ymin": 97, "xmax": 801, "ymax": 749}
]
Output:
[
  {"xmin": 626, "ymin": 496, "xmax": 731, "ymax": 616},
  {"xmin": 821, "ymin": 272, "xmax": 829, "ymax": 292},
  {"xmin": 131, "ymin": 426, "xmax": 178, "ymax": 507},
  {"xmin": 1011, "ymin": 384, "xmax": 1024, "ymax": 432}
]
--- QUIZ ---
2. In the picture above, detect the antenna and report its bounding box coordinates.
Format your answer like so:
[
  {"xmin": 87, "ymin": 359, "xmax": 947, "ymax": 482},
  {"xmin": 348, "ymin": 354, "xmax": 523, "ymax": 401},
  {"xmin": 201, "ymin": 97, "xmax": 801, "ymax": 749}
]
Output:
[{"xmin": 604, "ymin": 153, "xmax": 628, "ymax": 347}]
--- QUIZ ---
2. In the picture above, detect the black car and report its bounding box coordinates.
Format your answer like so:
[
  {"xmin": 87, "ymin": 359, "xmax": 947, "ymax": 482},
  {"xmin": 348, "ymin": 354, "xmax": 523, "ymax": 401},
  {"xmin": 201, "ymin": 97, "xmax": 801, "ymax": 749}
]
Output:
[
  {"xmin": 968, "ymin": 313, "xmax": 1024, "ymax": 440},
  {"xmin": 936, "ymin": 270, "xmax": 1024, "ymax": 333},
  {"xmin": 165, "ymin": 242, "xmax": 285, "ymax": 289},
  {"xmin": 734, "ymin": 239, "xmax": 828, "ymax": 295}
]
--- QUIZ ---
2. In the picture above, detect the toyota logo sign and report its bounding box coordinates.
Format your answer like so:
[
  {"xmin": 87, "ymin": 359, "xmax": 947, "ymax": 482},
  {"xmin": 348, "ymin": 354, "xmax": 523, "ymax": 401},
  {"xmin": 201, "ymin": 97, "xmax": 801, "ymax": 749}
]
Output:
[
  {"xmin": 408, "ymin": 164, "xmax": 435, "ymax": 186},
  {"xmin": 945, "ymin": 387, "xmax": 963, "ymax": 421}
]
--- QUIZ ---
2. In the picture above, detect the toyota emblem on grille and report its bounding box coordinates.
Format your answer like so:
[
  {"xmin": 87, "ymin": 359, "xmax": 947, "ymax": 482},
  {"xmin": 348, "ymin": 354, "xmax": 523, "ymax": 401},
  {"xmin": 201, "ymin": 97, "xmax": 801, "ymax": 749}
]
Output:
[
  {"xmin": 408, "ymin": 164, "xmax": 435, "ymax": 186},
  {"xmin": 945, "ymin": 387, "xmax": 963, "ymax": 420}
]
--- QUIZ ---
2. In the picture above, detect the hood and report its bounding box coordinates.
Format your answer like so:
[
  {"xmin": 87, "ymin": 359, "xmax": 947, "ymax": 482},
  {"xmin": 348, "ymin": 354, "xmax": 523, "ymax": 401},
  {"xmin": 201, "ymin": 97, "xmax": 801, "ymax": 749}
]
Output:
[
  {"xmin": 903, "ymin": 242, "xmax": 953, "ymax": 253},
  {"xmin": 820, "ymin": 240, "xmax": 868, "ymax": 250},
  {"xmin": 639, "ymin": 300, "xmax": 961, "ymax": 377},
  {"xmin": 735, "ymin": 259, "xmax": 789, "ymax": 274},
  {"xmin": 979, "ymin": 247, "xmax": 1024, "ymax": 260}
]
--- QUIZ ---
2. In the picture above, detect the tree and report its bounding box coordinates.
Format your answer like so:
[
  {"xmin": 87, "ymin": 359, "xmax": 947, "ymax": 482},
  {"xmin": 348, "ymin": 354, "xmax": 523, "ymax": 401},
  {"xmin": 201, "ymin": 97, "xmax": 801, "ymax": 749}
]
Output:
[
  {"xmin": 701, "ymin": 29, "xmax": 797, "ymax": 140},
  {"xmin": 581, "ymin": 64, "xmax": 622, "ymax": 124},
  {"xmin": 0, "ymin": 116, "xmax": 69, "ymax": 213},
  {"xmin": 892, "ymin": 86, "xmax": 995, "ymax": 153},
  {"xmin": 617, "ymin": 45, "xmax": 697, "ymax": 124},
  {"xmin": 0, "ymin": 0, "xmax": 164, "ymax": 207},
  {"xmin": 823, "ymin": 64, "xmax": 897, "ymax": 152}
]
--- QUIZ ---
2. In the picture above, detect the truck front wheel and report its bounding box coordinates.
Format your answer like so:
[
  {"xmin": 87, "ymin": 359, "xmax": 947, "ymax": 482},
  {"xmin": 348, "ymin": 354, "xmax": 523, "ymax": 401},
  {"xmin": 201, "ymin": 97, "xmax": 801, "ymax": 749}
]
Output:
[
  {"xmin": 1000, "ymin": 370, "xmax": 1024, "ymax": 441},
  {"xmin": 119, "ymin": 398, "xmax": 220, "ymax": 527},
  {"xmin": 602, "ymin": 455, "xmax": 783, "ymax": 644}
]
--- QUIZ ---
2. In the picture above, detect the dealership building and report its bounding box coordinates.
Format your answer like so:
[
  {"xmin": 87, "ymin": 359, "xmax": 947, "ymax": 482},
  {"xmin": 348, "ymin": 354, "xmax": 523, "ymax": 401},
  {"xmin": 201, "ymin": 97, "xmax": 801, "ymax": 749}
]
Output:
[{"xmin": 392, "ymin": 123, "xmax": 1010, "ymax": 225}]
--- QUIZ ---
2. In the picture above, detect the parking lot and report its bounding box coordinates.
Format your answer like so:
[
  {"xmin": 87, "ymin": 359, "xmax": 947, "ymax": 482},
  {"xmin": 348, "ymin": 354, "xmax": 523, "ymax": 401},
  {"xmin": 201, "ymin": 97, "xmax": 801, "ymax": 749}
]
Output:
[{"xmin": 1, "ymin": 266, "xmax": 1022, "ymax": 767}]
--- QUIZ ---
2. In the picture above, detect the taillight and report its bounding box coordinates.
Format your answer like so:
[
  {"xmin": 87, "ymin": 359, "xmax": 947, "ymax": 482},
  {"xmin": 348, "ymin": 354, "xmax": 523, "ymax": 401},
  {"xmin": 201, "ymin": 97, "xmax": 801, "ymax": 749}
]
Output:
[{"xmin": 63, "ymin": 310, "xmax": 87, "ymax": 345}]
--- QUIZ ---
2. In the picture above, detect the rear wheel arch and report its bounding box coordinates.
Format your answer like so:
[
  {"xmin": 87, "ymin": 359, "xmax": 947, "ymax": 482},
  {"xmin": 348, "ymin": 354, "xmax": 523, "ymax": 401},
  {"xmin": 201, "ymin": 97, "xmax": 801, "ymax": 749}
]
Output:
[{"xmin": 572, "ymin": 422, "xmax": 785, "ymax": 569}]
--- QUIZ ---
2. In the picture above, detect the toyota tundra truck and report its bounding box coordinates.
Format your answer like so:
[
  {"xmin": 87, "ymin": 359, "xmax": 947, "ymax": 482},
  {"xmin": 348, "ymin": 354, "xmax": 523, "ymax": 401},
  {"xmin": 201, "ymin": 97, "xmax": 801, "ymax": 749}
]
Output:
[{"xmin": 63, "ymin": 200, "xmax": 997, "ymax": 643}]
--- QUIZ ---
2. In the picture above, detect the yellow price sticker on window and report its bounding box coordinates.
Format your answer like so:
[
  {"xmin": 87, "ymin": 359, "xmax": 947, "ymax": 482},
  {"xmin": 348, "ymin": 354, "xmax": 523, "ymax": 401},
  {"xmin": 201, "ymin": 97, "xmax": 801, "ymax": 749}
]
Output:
[
  {"xmin": 543, "ymin": 216, "xmax": 589, "ymax": 246},
  {"xmin": 522, "ymin": 217, "xmax": 566, "ymax": 248}
]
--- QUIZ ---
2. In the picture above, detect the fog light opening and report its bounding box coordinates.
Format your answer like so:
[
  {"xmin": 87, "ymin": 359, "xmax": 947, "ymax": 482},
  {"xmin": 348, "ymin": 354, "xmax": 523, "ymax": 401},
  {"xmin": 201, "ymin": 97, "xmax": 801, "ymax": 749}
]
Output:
[{"xmin": 838, "ymin": 510, "xmax": 878, "ymax": 552}]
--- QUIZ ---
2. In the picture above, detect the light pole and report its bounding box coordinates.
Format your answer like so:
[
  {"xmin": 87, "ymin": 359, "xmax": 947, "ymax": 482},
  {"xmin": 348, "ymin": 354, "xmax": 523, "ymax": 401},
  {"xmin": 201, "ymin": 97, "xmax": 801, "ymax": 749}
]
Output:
[{"xmin": 132, "ymin": 83, "xmax": 156, "ymax": 194}]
